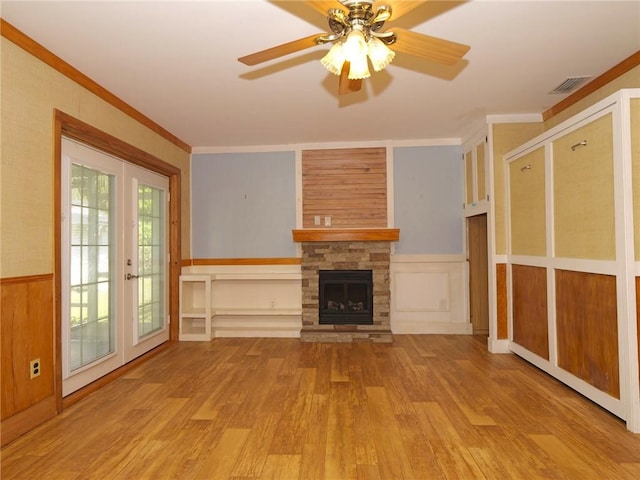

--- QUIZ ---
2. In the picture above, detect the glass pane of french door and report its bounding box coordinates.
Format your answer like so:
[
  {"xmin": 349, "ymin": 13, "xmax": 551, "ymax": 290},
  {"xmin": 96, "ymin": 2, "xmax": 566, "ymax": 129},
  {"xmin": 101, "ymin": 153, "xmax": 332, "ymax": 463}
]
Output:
[
  {"xmin": 69, "ymin": 163, "xmax": 115, "ymax": 371},
  {"xmin": 136, "ymin": 183, "xmax": 166, "ymax": 339}
]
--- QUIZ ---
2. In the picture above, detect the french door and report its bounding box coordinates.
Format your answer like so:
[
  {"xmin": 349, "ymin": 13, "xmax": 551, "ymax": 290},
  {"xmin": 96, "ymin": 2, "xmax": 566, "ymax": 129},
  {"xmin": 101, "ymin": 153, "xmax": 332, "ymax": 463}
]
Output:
[{"xmin": 61, "ymin": 138, "xmax": 169, "ymax": 396}]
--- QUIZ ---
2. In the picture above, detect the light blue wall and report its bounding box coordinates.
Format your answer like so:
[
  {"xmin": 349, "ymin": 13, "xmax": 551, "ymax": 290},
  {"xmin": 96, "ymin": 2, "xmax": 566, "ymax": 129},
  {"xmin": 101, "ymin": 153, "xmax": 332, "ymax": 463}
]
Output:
[
  {"xmin": 393, "ymin": 146, "xmax": 464, "ymax": 254},
  {"xmin": 191, "ymin": 151, "xmax": 297, "ymax": 258},
  {"xmin": 191, "ymin": 146, "xmax": 464, "ymax": 258}
]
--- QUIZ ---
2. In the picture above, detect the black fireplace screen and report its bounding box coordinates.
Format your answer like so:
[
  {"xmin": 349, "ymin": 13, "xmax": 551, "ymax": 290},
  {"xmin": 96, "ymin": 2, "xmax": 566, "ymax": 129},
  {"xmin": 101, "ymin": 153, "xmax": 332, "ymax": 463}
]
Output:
[{"xmin": 319, "ymin": 270, "xmax": 373, "ymax": 325}]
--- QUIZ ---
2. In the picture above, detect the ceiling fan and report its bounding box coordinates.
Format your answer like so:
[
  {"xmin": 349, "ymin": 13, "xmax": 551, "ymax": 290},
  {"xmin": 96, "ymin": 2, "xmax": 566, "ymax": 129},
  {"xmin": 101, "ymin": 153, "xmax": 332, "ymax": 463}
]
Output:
[{"xmin": 238, "ymin": 0, "xmax": 470, "ymax": 95}]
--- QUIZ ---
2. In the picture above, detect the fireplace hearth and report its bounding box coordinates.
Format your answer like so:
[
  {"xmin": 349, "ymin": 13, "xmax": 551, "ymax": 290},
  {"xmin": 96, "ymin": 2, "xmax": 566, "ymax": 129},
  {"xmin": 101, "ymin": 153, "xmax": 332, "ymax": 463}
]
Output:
[{"xmin": 319, "ymin": 270, "xmax": 373, "ymax": 325}]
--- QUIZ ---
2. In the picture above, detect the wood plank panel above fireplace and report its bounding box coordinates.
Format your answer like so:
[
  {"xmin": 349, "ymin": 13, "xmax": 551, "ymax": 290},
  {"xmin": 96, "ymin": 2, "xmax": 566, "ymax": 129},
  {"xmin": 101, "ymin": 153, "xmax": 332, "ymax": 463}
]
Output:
[{"xmin": 302, "ymin": 147, "xmax": 387, "ymax": 229}]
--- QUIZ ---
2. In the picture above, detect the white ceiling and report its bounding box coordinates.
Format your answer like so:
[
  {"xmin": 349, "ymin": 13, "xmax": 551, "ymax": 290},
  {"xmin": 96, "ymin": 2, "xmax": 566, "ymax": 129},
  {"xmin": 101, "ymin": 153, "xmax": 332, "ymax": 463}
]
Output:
[{"xmin": 2, "ymin": 1, "xmax": 639, "ymax": 149}]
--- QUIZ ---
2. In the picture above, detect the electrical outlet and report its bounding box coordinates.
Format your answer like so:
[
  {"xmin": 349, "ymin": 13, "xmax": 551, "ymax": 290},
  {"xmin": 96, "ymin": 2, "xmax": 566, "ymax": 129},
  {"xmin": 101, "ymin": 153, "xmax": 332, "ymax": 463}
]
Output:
[
  {"xmin": 324, "ymin": 216, "xmax": 331, "ymax": 226},
  {"xmin": 269, "ymin": 299, "xmax": 276, "ymax": 309},
  {"xmin": 30, "ymin": 358, "xmax": 41, "ymax": 379},
  {"xmin": 314, "ymin": 215, "xmax": 321, "ymax": 225}
]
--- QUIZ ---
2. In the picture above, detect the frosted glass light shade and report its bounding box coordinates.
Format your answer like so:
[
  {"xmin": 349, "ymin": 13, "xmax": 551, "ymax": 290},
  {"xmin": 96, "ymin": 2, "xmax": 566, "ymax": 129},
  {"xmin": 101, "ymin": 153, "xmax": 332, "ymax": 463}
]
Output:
[
  {"xmin": 342, "ymin": 29, "xmax": 370, "ymax": 79},
  {"xmin": 348, "ymin": 54, "xmax": 370, "ymax": 79},
  {"xmin": 342, "ymin": 29, "xmax": 368, "ymax": 61},
  {"xmin": 321, "ymin": 43, "xmax": 345, "ymax": 75},
  {"xmin": 367, "ymin": 36, "xmax": 395, "ymax": 71}
]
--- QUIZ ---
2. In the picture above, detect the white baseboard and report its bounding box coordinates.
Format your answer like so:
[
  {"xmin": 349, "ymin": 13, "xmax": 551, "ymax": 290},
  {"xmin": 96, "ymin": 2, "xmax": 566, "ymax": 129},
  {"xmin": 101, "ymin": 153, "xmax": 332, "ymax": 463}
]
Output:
[
  {"xmin": 487, "ymin": 338, "xmax": 511, "ymax": 353},
  {"xmin": 391, "ymin": 320, "xmax": 472, "ymax": 335},
  {"xmin": 212, "ymin": 316, "xmax": 301, "ymax": 338}
]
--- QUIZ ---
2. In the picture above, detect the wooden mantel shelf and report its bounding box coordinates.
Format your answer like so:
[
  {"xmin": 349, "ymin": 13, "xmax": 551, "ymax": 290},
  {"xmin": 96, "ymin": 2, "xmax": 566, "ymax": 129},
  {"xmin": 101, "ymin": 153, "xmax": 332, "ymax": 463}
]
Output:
[{"xmin": 292, "ymin": 228, "xmax": 400, "ymax": 242}]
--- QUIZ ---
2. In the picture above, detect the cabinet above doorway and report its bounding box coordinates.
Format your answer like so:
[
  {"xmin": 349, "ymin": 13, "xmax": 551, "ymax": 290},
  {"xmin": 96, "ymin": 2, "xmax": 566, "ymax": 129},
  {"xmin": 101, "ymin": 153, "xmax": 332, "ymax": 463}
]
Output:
[{"xmin": 463, "ymin": 135, "xmax": 489, "ymax": 213}]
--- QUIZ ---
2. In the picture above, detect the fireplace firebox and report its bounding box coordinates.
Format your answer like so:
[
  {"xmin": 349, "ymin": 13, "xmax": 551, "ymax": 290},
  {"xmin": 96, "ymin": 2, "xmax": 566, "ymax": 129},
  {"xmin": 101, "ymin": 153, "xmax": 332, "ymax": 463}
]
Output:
[{"xmin": 319, "ymin": 270, "xmax": 373, "ymax": 325}]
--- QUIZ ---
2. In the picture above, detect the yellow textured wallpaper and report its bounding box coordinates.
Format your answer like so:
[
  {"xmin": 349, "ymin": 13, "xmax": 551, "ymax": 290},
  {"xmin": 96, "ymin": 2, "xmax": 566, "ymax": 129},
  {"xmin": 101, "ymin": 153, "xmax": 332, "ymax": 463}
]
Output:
[
  {"xmin": 476, "ymin": 142, "xmax": 486, "ymax": 201},
  {"xmin": 553, "ymin": 114, "xmax": 615, "ymax": 260},
  {"xmin": 465, "ymin": 150, "xmax": 473, "ymax": 205},
  {"xmin": 1, "ymin": 39, "xmax": 191, "ymax": 278},
  {"xmin": 632, "ymin": 99, "xmax": 640, "ymax": 261},
  {"xmin": 509, "ymin": 148, "xmax": 546, "ymax": 256},
  {"xmin": 492, "ymin": 123, "xmax": 545, "ymax": 255}
]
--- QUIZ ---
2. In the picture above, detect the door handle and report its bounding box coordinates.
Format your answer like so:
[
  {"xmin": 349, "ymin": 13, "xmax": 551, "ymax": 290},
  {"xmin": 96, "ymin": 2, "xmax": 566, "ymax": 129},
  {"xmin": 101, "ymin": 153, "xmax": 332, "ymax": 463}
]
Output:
[{"xmin": 125, "ymin": 273, "xmax": 139, "ymax": 280}]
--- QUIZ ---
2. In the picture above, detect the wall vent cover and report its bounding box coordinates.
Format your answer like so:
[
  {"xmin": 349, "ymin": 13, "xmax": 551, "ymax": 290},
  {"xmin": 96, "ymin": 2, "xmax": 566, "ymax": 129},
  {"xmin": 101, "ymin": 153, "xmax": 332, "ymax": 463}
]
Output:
[{"xmin": 549, "ymin": 76, "xmax": 592, "ymax": 94}]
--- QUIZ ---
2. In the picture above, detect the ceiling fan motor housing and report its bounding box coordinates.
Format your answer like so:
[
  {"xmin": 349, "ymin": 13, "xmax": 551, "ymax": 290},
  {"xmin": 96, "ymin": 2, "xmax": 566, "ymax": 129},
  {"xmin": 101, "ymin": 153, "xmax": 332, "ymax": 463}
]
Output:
[{"xmin": 322, "ymin": 2, "xmax": 395, "ymax": 45}]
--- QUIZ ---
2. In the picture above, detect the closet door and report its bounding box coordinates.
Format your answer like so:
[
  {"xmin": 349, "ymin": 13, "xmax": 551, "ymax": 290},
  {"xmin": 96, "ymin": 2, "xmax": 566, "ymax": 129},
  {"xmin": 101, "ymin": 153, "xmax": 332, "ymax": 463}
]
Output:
[{"xmin": 552, "ymin": 113, "xmax": 619, "ymax": 399}]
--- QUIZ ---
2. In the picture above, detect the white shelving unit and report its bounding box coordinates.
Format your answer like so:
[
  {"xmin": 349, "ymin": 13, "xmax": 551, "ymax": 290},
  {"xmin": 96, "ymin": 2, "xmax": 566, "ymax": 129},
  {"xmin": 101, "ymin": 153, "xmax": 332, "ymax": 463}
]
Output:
[
  {"xmin": 179, "ymin": 274, "xmax": 214, "ymax": 341},
  {"xmin": 179, "ymin": 271, "xmax": 302, "ymax": 340}
]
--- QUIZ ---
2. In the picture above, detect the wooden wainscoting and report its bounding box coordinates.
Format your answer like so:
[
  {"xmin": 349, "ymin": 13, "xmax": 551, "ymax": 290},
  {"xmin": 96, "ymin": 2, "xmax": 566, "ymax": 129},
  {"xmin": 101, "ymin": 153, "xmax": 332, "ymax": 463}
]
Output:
[
  {"xmin": 512, "ymin": 265, "xmax": 549, "ymax": 360},
  {"xmin": 301, "ymin": 147, "xmax": 387, "ymax": 229},
  {"xmin": 555, "ymin": 269, "xmax": 619, "ymax": 398},
  {"xmin": 1, "ymin": 274, "xmax": 57, "ymax": 446},
  {"xmin": 496, "ymin": 264, "xmax": 508, "ymax": 339}
]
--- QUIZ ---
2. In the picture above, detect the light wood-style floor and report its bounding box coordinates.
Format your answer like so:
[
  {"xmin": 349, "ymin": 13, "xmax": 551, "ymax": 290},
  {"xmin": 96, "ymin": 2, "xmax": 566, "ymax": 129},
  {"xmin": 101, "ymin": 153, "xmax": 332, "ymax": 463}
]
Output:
[{"xmin": 2, "ymin": 335, "xmax": 640, "ymax": 479}]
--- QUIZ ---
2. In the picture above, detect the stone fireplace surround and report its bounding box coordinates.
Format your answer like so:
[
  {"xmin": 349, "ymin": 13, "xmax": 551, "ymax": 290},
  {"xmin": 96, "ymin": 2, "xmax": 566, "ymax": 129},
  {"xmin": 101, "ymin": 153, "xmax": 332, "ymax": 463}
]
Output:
[{"xmin": 296, "ymin": 233, "xmax": 396, "ymax": 343}]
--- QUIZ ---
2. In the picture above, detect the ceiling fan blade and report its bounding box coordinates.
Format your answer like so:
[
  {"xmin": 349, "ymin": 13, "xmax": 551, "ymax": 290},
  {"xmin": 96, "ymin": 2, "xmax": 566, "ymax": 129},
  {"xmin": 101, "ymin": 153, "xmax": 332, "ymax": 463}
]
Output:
[
  {"xmin": 238, "ymin": 34, "xmax": 324, "ymax": 66},
  {"xmin": 338, "ymin": 62, "xmax": 363, "ymax": 95},
  {"xmin": 382, "ymin": 0, "xmax": 429, "ymax": 20},
  {"xmin": 305, "ymin": 1, "xmax": 344, "ymax": 16},
  {"xmin": 388, "ymin": 27, "xmax": 470, "ymax": 65},
  {"xmin": 349, "ymin": 78, "xmax": 363, "ymax": 93}
]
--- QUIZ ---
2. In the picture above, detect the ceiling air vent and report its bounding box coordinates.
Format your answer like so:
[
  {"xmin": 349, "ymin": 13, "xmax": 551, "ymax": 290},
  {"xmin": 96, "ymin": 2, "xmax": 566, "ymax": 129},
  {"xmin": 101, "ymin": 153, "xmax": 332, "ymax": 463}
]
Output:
[{"xmin": 549, "ymin": 76, "xmax": 592, "ymax": 94}]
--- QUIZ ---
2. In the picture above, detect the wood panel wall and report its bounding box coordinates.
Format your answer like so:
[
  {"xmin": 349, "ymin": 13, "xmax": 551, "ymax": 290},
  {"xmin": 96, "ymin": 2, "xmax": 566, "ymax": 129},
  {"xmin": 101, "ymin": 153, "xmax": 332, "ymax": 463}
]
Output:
[
  {"xmin": 496, "ymin": 264, "xmax": 508, "ymax": 339},
  {"xmin": 512, "ymin": 265, "xmax": 549, "ymax": 359},
  {"xmin": 1, "ymin": 274, "xmax": 57, "ymax": 445},
  {"xmin": 555, "ymin": 270, "xmax": 619, "ymax": 398},
  {"xmin": 302, "ymin": 148, "xmax": 387, "ymax": 229},
  {"xmin": 637, "ymin": 277, "xmax": 640, "ymax": 383},
  {"xmin": 1, "ymin": 274, "xmax": 55, "ymax": 418}
]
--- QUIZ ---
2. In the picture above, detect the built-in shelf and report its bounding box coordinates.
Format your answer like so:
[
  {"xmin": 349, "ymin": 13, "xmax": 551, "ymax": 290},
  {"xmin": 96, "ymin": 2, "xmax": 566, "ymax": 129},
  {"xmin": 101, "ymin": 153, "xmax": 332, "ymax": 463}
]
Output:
[
  {"xmin": 213, "ymin": 308, "xmax": 302, "ymax": 316},
  {"xmin": 179, "ymin": 272, "xmax": 302, "ymax": 341},
  {"xmin": 292, "ymin": 228, "xmax": 400, "ymax": 242},
  {"xmin": 213, "ymin": 273, "xmax": 301, "ymax": 281},
  {"xmin": 179, "ymin": 275, "xmax": 214, "ymax": 341}
]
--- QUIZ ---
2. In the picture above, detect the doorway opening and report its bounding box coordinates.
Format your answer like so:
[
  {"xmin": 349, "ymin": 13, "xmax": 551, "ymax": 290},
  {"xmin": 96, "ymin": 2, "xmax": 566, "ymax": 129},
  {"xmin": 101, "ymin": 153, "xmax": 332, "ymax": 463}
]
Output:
[{"xmin": 467, "ymin": 214, "xmax": 489, "ymax": 335}]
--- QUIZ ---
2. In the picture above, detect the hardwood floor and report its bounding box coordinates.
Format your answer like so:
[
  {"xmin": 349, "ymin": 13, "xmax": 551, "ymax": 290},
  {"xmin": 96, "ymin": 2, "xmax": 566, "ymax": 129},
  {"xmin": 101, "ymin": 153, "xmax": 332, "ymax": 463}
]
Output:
[{"xmin": 2, "ymin": 335, "xmax": 639, "ymax": 479}]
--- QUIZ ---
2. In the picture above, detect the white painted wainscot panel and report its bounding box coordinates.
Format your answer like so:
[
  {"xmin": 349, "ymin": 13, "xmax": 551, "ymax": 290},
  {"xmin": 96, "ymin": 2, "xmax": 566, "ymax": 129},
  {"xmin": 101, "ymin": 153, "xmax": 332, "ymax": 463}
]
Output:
[{"xmin": 390, "ymin": 255, "xmax": 470, "ymax": 334}]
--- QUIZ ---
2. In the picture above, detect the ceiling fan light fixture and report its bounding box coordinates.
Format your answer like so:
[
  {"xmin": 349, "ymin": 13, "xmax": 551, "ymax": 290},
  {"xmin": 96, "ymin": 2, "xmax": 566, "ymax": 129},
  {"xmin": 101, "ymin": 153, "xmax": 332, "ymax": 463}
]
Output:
[
  {"xmin": 348, "ymin": 53, "xmax": 371, "ymax": 79},
  {"xmin": 342, "ymin": 27, "xmax": 370, "ymax": 79},
  {"xmin": 342, "ymin": 28, "xmax": 368, "ymax": 63},
  {"xmin": 367, "ymin": 36, "xmax": 395, "ymax": 71},
  {"xmin": 238, "ymin": 0, "xmax": 472, "ymax": 96},
  {"xmin": 321, "ymin": 42, "xmax": 345, "ymax": 75}
]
